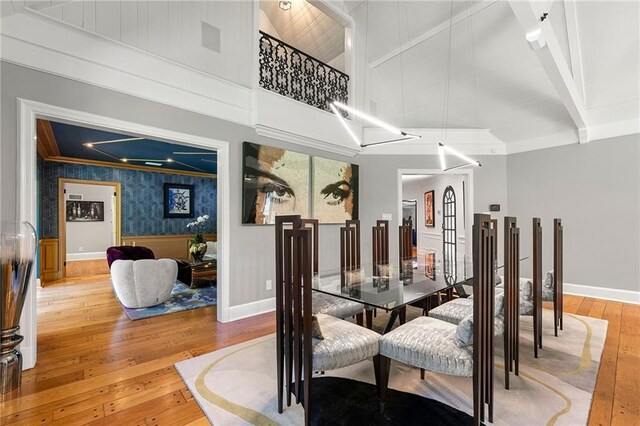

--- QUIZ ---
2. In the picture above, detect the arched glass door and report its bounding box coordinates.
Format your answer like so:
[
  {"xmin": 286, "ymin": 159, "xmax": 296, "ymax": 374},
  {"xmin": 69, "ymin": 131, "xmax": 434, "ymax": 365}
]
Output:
[{"xmin": 442, "ymin": 186, "xmax": 456, "ymax": 285}]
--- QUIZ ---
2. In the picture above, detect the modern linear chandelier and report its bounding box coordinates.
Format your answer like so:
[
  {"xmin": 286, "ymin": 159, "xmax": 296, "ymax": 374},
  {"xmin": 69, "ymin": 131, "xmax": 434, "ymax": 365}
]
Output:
[{"xmin": 331, "ymin": 0, "xmax": 482, "ymax": 171}]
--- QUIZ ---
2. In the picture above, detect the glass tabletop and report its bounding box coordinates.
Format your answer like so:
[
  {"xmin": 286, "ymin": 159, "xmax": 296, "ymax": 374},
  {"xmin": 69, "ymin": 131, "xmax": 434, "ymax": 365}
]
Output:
[{"xmin": 312, "ymin": 258, "xmax": 471, "ymax": 311}]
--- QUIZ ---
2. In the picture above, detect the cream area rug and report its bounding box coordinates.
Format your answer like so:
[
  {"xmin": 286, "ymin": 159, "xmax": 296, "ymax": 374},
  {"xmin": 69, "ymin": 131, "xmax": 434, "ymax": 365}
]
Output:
[{"xmin": 175, "ymin": 310, "xmax": 607, "ymax": 425}]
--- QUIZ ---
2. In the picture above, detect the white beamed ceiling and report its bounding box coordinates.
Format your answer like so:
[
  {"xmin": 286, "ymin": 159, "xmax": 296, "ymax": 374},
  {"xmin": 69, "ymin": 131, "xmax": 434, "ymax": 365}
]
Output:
[
  {"xmin": 1, "ymin": 0, "xmax": 638, "ymax": 155},
  {"xmin": 351, "ymin": 0, "xmax": 639, "ymax": 152}
]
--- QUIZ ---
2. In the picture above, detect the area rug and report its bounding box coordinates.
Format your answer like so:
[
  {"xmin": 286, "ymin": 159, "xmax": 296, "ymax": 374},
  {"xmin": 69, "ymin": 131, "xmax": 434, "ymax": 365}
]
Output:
[
  {"xmin": 123, "ymin": 281, "xmax": 216, "ymax": 320},
  {"xmin": 175, "ymin": 310, "xmax": 607, "ymax": 425}
]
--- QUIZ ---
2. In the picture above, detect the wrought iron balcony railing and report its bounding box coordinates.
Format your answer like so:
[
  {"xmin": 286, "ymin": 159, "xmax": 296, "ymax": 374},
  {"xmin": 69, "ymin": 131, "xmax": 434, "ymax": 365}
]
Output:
[{"xmin": 259, "ymin": 31, "xmax": 349, "ymax": 113}]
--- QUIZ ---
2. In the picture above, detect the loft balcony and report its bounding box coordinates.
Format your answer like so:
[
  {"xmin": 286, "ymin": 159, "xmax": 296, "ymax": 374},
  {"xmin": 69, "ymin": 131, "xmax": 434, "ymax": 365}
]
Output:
[{"xmin": 258, "ymin": 31, "xmax": 349, "ymax": 114}]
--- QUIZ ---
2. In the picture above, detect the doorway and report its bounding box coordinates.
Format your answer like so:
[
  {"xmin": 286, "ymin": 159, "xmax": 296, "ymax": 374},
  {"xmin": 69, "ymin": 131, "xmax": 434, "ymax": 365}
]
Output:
[
  {"xmin": 398, "ymin": 169, "xmax": 474, "ymax": 276},
  {"xmin": 58, "ymin": 179, "xmax": 121, "ymax": 279},
  {"xmin": 18, "ymin": 99, "xmax": 231, "ymax": 370}
]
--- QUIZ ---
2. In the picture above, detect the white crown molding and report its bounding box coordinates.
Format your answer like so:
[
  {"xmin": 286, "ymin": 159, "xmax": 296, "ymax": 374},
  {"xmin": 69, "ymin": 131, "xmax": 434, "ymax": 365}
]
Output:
[
  {"xmin": 359, "ymin": 128, "xmax": 506, "ymax": 155},
  {"xmin": 1, "ymin": 10, "xmax": 253, "ymax": 127},
  {"xmin": 253, "ymin": 88, "xmax": 362, "ymax": 156}
]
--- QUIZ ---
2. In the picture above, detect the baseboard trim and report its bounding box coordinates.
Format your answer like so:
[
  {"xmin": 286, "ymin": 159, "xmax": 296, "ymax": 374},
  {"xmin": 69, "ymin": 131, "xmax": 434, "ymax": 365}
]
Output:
[
  {"xmin": 67, "ymin": 252, "xmax": 106, "ymax": 261},
  {"xmin": 563, "ymin": 282, "xmax": 640, "ymax": 305},
  {"xmin": 227, "ymin": 297, "xmax": 275, "ymax": 322}
]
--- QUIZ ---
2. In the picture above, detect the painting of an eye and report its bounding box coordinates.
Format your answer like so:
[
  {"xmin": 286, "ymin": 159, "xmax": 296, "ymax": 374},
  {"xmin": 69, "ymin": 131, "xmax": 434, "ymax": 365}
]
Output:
[
  {"xmin": 260, "ymin": 181, "xmax": 294, "ymax": 204},
  {"xmin": 321, "ymin": 181, "xmax": 351, "ymax": 206}
]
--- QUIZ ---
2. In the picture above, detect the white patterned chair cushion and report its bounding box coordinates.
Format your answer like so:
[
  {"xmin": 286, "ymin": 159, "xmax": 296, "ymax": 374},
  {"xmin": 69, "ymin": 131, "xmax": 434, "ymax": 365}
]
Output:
[
  {"xmin": 455, "ymin": 314, "xmax": 505, "ymax": 347},
  {"xmin": 380, "ymin": 316, "xmax": 473, "ymax": 377},
  {"xmin": 496, "ymin": 278, "xmax": 534, "ymax": 315},
  {"xmin": 312, "ymin": 314, "xmax": 380, "ymax": 371},
  {"xmin": 429, "ymin": 292, "xmax": 505, "ymax": 325},
  {"xmin": 428, "ymin": 297, "xmax": 474, "ymax": 324},
  {"xmin": 543, "ymin": 270, "xmax": 555, "ymax": 301},
  {"xmin": 312, "ymin": 292, "xmax": 363, "ymax": 319}
]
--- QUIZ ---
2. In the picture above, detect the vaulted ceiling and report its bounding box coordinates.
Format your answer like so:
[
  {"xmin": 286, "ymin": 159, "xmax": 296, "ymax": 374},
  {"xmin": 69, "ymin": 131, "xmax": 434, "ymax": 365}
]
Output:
[{"xmin": 349, "ymin": 0, "xmax": 639, "ymax": 150}]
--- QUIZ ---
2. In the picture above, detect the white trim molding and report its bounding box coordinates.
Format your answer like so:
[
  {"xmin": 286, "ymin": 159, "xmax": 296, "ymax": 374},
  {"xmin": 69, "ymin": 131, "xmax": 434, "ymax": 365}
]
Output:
[
  {"xmin": 17, "ymin": 99, "xmax": 233, "ymax": 370},
  {"xmin": 564, "ymin": 282, "xmax": 640, "ymax": 305},
  {"xmin": 227, "ymin": 297, "xmax": 276, "ymax": 322},
  {"xmin": 66, "ymin": 252, "xmax": 107, "ymax": 261}
]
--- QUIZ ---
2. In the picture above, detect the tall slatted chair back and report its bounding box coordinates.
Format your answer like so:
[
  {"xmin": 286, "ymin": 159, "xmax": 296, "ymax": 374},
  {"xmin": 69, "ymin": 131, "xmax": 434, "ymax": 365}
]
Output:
[
  {"xmin": 301, "ymin": 219, "xmax": 319, "ymax": 274},
  {"xmin": 503, "ymin": 217, "xmax": 520, "ymax": 389},
  {"xmin": 554, "ymin": 219, "xmax": 564, "ymax": 336},
  {"xmin": 399, "ymin": 219, "xmax": 412, "ymax": 278},
  {"xmin": 282, "ymin": 226, "xmax": 313, "ymax": 425},
  {"xmin": 473, "ymin": 213, "xmax": 496, "ymax": 424},
  {"xmin": 532, "ymin": 218, "xmax": 543, "ymax": 357},
  {"xmin": 372, "ymin": 220, "xmax": 389, "ymax": 275},
  {"xmin": 275, "ymin": 215, "xmax": 302, "ymax": 413},
  {"xmin": 340, "ymin": 220, "xmax": 361, "ymax": 285}
]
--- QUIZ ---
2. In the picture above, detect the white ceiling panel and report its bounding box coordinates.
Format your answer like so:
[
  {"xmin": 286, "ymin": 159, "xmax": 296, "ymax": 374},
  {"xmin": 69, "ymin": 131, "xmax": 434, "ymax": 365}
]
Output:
[{"xmin": 260, "ymin": 0, "xmax": 346, "ymax": 68}]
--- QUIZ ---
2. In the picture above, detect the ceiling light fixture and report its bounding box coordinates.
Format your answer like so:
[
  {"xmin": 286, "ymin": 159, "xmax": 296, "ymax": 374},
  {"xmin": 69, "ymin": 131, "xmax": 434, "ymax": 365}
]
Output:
[
  {"xmin": 437, "ymin": 0, "xmax": 482, "ymax": 171},
  {"xmin": 121, "ymin": 158, "xmax": 128, "ymax": 163},
  {"xmin": 279, "ymin": 0, "xmax": 292, "ymax": 11},
  {"xmin": 145, "ymin": 162, "xmax": 163, "ymax": 167},
  {"xmin": 330, "ymin": 101, "xmax": 421, "ymax": 148},
  {"xmin": 85, "ymin": 143, "xmax": 94, "ymax": 147},
  {"xmin": 166, "ymin": 158, "xmax": 173, "ymax": 162}
]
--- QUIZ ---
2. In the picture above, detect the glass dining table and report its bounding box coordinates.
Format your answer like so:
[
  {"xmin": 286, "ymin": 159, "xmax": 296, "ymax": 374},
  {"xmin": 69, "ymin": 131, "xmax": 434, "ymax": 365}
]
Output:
[{"xmin": 312, "ymin": 257, "xmax": 473, "ymax": 334}]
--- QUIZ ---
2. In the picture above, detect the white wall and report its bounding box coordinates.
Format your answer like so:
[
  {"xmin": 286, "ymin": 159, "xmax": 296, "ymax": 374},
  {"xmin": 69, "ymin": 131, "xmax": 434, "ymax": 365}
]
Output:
[
  {"xmin": 402, "ymin": 174, "xmax": 468, "ymax": 261},
  {"xmin": 64, "ymin": 182, "xmax": 115, "ymax": 260},
  {"xmin": 39, "ymin": 0, "xmax": 254, "ymax": 87}
]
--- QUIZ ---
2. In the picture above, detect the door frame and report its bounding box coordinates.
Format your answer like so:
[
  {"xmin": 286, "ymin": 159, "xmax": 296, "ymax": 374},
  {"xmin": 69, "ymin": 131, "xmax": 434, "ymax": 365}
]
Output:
[
  {"xmin": 57, "ymin": 178, "xmax": 122, "ymax": 279},
  {"xmin": 18, "ymin": 98, "xmax": 232, "ymax": 370},
  {"xmin": 397, "ymin": 168, "xmax": 474, "ymax": 263}
]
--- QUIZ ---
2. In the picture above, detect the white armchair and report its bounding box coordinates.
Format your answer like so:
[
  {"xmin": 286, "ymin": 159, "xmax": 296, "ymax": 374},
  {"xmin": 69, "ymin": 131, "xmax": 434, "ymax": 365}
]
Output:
[{"xmin": 110, "ymin": 259, "xmax": 178, "ymax": 308}]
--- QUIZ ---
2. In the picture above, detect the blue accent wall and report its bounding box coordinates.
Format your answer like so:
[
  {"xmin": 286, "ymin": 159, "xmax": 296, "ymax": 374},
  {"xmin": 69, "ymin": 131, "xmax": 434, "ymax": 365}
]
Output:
[{"xmin": 40, "ymin": 161, "xmax": 216, "ymax": 238}]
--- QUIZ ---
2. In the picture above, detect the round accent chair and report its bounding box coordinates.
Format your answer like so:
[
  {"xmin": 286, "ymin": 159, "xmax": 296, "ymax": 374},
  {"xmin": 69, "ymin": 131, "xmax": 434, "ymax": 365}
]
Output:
[{"xmin": 106, "ymin": 246, "xmax": 177, "ymax": 309}]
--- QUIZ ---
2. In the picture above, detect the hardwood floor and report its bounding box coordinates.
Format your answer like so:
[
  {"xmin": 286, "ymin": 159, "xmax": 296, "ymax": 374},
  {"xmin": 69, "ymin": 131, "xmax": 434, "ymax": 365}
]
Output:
[{"xmin": 0, "ymin": 275, "xmax": 638, "ymax": 425}]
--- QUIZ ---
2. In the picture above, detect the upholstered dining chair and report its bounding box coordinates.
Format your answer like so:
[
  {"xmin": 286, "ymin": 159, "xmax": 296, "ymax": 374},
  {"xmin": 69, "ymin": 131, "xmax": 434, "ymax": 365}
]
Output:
[
  {"xmin": 378, "ymin": 214, "xmax": 498, "ymax": 425},
  {"xmin": 275, "ymin": 219, "xmax": 381, "ymax": 424}
]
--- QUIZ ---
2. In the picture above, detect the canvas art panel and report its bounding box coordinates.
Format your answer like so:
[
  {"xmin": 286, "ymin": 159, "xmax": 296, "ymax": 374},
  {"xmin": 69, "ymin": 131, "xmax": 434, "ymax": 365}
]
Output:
[
  {"xmin": 425, "ymin": 251, "xmax": 436, "ymax": 280},
  {"xmin": 164, "ymin": 183, "xmax": 194, "ymax": 218},
  {"xmin": 66, "ymin": 201, "xmax": 104, "ymax": 222},
  {"xmin": 312, "ymin": 157, "xmax": 358, "ymax": 224},
  {"xmin": 242, "ymin": 142, "xmax": 310, "ymax": 224},
  {"xmin": 424, "ymin": 190, "xmax": 435, "ymax": 227}
]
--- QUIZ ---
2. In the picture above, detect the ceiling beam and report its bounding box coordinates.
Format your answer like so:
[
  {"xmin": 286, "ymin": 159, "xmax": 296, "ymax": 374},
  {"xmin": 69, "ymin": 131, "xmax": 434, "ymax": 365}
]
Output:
[
  {"xmin": 508, "ymin": 0, "xmax": 589, "ymax": 143},
  {"xmin": 370, "ymin": 0, "xmax": 499, "ymax": 69},
  {"xmin": 563, "ymin": 0, "xmax": 585, "ymax": 103}
]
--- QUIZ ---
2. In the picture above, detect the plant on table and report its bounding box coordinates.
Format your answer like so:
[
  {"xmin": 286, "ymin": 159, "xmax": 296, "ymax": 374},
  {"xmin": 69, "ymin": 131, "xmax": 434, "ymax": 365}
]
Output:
[{"xmin": 187, "ymin": 215, "xmax": 209, "ymax": 262}]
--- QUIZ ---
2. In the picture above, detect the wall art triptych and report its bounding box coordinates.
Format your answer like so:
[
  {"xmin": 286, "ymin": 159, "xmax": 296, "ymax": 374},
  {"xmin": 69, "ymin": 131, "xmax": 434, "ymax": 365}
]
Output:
[{"xmin": 242, "ymin": 142, "xmax": 358, "ymax": 224}]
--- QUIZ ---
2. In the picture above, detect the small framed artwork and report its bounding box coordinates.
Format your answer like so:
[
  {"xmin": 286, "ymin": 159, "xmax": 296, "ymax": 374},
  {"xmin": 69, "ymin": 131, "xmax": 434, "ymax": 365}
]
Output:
[
  {"xmin": 424, "ymin": 190, "xmax": 435, "ymax": 227},
  {"xmin": 164, "ymin": 183, "xmax": 194, "ymax": 218},
  {"xmin": 425, "ymin": 251, "xmax": 436, "ymax": 280},
  {"xmin": 66, "ymin": 201, "xmax": 104, "ymax": 222}
]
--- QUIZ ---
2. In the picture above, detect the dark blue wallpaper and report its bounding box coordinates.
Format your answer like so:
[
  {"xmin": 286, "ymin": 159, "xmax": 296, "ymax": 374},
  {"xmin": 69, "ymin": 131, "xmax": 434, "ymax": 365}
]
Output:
[{"xmin": 40, "ymin": 161, "xmax": 216, "ymax": 238}]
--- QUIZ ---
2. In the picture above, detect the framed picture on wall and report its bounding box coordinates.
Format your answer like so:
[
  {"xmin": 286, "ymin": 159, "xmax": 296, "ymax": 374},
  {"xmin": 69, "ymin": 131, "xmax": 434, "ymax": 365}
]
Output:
[
  {"xmin": 164, "ymin": 183, "xmax": 194, "ymax": 218},
  {"xmin": 241, "ymin": 142, "xmax": 310, "ymax": 224},
  {"xmin": 66, "ymin": 201, "xmax": 104, "ymax": 222},
  {"xmin": 424, "ymin": 190, "xmax": 435, "ymax": 227},
  {"xmin": 312, "ymin": 157, "xmax": 359, "ymax": 224},
  {"xmin": 425, "ymin": 251, "xmax": 436, "ymax": 280}
]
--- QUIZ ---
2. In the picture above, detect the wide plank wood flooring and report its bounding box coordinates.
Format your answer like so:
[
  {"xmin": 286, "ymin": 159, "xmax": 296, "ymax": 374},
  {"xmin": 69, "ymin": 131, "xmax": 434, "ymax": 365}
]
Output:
[{"xmin": 0, "ymin": 275, "xmax": 638, "ymax": 425}]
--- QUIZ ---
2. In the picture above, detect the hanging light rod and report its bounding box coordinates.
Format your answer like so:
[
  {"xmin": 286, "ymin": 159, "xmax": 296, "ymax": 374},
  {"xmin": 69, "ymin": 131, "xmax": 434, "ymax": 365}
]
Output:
[
  {"xmin": 330, "ymin": 100, "xmax": 421, "ymax": 148},
  {"xmin": 438, "ymin": 143, "xmax": 481, "ymax": 171}
]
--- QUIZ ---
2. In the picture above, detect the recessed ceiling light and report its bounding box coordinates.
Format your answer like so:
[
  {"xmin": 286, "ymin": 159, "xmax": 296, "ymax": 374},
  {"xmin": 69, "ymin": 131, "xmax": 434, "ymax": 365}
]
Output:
[
  {"xmin": 166, "ymin": 158, "xmax": 173, "ymax": 162},
  {"xmin": 145, "ymin": 162, "xmax": 162, "ymax": 166},
  {"xmin": 279, "ymin": 0, "xmax": 292, "ymax": 11},
  {"xmin": 121, "ymin": 158, "xmax": 128, "ymax": 163},
  {"xmin": 85, "ymin": 143, "xmax": 94, "ymax": 147}
]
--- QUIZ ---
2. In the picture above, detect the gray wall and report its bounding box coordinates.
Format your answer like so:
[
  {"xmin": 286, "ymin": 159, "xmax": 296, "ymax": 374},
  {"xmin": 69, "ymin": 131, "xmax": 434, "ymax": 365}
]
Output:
[
  {"xmin": 507, "ymin": 134, "xmax": 640, "ymax": 292},
  {"xmin": 354, "ymin": 155, "xmax": 509, "ymax": 267},
  {"xmin": 0, "ymin": 61, "xmax": 354, "ymax": 307}
]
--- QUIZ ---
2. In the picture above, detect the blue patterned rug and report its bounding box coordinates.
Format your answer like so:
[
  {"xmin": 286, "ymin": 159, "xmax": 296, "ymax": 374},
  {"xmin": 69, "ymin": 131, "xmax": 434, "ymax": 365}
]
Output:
[{"xmin": 122, "ymin": 281, "xmax": 217, "ymax": 320}]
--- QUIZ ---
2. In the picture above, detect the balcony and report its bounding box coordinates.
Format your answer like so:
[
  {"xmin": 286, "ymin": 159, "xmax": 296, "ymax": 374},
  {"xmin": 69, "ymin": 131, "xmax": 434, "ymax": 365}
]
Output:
[{"xmin": 258, "ymin": 31, "xmax": 349, "ymax": 114}]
